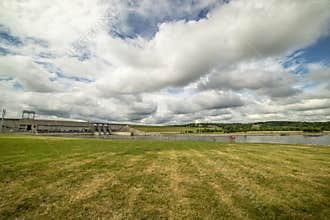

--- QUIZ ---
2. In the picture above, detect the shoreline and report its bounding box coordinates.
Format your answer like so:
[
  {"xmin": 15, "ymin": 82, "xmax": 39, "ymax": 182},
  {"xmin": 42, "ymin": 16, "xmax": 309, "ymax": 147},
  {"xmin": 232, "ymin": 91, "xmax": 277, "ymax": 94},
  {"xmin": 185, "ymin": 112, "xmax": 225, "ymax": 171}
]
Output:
[
  {"xmin": 0, "ymin": 131, "xmax": 330, "ymax": 137},
  {"xmin": 1, "ymin": 132, "xmax": 329, "ymax": 146},
  {"xmin": 2, "ymin": 131, "xmax": 330, "ymax": 138},
  {"xmin": 137, "ymin": 130, "xmax": 330, "ymax": 137}
]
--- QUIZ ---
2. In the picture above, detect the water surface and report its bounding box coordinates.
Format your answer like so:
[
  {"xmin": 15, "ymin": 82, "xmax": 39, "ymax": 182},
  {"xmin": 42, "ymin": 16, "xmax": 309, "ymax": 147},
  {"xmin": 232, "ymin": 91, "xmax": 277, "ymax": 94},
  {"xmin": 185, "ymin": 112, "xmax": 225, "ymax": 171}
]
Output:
[{"xmin": 107, "ymin": 134, "xmax": 330, "ymax": 146}]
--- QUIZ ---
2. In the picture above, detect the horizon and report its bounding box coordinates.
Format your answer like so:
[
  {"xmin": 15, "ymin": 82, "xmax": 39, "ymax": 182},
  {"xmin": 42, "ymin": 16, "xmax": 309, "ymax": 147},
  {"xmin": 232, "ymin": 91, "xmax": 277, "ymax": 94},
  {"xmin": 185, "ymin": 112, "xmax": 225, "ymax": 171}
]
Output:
[{"xmin": 1, "ymin": 0, "xmax": 330, "ymax": 124}]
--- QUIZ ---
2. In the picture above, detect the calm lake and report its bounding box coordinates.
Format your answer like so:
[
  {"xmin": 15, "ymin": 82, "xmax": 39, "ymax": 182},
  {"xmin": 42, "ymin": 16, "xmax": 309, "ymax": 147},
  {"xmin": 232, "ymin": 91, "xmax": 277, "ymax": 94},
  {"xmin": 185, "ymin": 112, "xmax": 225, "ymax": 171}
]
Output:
[{"xmin": 107, "ymin": 134, "xmax": 330, "ymax": 146}]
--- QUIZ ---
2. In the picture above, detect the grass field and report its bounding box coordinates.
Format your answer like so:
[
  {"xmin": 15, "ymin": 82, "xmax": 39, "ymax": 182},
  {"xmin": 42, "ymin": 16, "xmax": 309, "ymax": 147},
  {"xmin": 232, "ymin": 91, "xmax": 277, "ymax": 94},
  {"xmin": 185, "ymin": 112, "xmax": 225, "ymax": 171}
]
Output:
[{"xmin": 0, "ymin": 135, "xmax": 329, "ymax": 219}]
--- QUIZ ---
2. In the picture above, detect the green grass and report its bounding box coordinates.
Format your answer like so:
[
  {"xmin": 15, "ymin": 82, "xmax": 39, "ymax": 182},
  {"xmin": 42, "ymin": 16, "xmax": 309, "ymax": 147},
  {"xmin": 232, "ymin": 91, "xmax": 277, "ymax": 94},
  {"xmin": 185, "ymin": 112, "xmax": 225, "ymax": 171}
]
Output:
[{"xmin": 0, "ymin": 135, "xmax": 329, "ymax": 219}]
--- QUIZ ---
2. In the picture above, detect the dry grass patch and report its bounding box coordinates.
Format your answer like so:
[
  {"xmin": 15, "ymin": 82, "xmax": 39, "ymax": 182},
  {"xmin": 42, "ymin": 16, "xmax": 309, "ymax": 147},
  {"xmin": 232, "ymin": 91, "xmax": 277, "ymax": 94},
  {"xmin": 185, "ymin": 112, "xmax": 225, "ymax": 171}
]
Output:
[{"xmin": 0, "ymin": 136, "xmax": 329, "ymax": 219}]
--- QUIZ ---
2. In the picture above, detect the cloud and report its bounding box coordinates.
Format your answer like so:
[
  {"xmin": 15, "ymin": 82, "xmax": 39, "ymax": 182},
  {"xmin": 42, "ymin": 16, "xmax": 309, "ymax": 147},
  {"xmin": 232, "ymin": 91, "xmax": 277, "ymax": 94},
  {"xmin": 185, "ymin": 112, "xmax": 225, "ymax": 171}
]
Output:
[
  {"xmin": 0, "ymin": 55, "xmax": 60, "ymax": 92},
  {"xmin": 198, "ymin": 59, "xmax": 301, "ymax": 98},
  {"xmin": 0, "ymin": 0, "xmax": 330, "ymax": 123},
  {"xmin": 307, "ymin": 63, "xmax": 330, "ymax": 83},
  {"xmin": 91, "ymin": 0, "xmax": 330, "ymax": 95},
  {"xmin": 104, "ymin": 0, "xmax": 222, "ymax": 38},
  {"xmin": 165, "ymin": 90, "xmax": 243, "ymax": 114}
]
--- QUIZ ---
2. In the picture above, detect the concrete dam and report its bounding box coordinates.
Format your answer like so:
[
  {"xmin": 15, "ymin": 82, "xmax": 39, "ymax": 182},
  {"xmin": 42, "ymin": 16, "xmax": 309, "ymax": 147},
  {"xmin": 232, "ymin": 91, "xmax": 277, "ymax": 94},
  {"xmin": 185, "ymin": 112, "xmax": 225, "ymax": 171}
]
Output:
[{"xmin": 0, "ymin": 110, "xmax": 132, "ymax": 136}]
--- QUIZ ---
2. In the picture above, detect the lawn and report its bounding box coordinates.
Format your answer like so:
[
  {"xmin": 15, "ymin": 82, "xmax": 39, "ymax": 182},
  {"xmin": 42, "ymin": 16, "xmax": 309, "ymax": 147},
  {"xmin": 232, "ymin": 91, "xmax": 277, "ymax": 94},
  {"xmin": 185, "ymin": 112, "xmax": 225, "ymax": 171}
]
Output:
[{"xmin": 0, "ymin": 135, "xmax": 329, "ymax": 219}]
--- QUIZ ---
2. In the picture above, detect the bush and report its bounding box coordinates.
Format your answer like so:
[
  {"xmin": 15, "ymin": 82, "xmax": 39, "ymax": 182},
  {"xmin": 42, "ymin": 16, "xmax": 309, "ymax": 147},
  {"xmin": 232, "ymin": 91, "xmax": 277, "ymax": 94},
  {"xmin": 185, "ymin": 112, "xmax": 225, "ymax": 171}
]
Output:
[{"xmin": 303, "ymin": 127, "xmax": 322, "ymax": 133}]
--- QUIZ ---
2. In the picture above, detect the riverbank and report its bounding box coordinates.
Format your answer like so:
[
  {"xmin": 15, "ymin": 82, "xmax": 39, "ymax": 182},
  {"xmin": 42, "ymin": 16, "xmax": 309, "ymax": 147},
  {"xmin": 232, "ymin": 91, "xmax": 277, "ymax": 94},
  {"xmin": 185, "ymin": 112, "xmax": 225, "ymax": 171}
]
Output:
[
  {"xmin": 2, "ymin": 130, "xmax": 330, "ymax": 137},
  {"xmin": 134, "ymin": 130, "xmax": 330, "ymax": 137}
]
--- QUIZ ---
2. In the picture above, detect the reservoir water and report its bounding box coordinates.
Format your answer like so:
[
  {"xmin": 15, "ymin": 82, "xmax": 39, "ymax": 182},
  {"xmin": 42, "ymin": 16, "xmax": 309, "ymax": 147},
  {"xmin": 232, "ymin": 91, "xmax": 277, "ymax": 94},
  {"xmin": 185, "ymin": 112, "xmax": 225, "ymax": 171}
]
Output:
[{"xmin": 107, "ymin": 134, "xmax": 330, "ymax": 146}]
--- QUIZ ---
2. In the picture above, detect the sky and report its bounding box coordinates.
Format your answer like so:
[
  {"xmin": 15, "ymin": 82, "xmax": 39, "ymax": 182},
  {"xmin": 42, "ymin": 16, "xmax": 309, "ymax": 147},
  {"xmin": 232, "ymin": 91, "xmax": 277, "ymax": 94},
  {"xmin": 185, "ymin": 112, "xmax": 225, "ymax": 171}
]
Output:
[{"xmin": 0, "ymin": 0, "xmax": 330, "ymax": 124}]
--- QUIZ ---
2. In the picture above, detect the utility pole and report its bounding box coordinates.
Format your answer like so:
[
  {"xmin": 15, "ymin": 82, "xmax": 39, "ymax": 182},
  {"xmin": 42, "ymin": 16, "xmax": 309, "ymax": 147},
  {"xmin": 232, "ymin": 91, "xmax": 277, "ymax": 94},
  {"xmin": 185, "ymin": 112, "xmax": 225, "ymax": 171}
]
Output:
[{"xmin": 0, "ymin": 108, "xmax": 6, "ymax": 133}]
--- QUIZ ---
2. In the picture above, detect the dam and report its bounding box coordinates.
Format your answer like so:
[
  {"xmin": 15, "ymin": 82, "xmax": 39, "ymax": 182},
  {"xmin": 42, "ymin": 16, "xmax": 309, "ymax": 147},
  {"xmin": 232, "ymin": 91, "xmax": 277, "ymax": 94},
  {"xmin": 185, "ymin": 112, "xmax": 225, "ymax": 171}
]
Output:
[{"xmin": 0, "ymin": 110, "xmax": 129, "ymax": 135}]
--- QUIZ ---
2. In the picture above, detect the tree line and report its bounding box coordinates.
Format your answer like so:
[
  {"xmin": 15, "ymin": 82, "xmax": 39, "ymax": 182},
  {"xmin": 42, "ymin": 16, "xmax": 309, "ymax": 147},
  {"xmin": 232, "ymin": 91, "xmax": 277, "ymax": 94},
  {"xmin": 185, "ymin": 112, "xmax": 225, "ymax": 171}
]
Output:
[{"xmin": 177, "ymin": 121, "xmax": 330, "ymax": 133}]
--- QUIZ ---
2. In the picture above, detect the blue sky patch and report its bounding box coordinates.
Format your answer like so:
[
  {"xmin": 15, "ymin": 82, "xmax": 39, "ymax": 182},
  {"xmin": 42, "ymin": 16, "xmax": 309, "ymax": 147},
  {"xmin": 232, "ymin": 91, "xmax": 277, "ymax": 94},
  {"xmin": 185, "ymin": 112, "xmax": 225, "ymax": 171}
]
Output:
[
  {"xmin": 38, "ymin": 52, "xmax": 55, "ymax": 59},
  {"xmin": 109, "ymin": 1, "xmax": 221, "ymax": 39},
  {"xmin": 55, "ymin": 72, "xmax": 94, "ymax": 83},
  {"xmin": 0, "ymin": 76, "xmax": 14, "ymax": 81},
  {"xmin": 0, "ymin": 25, "xmax": 23, "ymax": 47},
  {"xmin": 282, "ymin": 35, "xmax": 330, "ymax": 74},
  {"xmin": 13, "ymin": 81, "xmax": 23, "ymax": 90},
  {"xmin": 0, "ymin": 47, "xmax": 14, "ymax": 56},
  {"xmin": 26, "ymin": 37, "xmax": 49, "ymax": 48},
  {"xmin": 299, "ymin": 36, "xmax": 330, "ymax": 65},
  {"xmin": 166, "ymin": 87, "xmax": 184, "ymax": 95},
  {"xmin": 0, "ymin": 24, "xmax": 49, "ymax": 55},
  {"xmin": 69, "ymin": 43, "xmax": 92, "ymax": 61},
  {"xmin": 35, "ymin": 61, "xmax": 93, "ymax": 83},
  {"xmin": 35, "ymin": 61, "xmax": 62, "ymax": 74}
]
